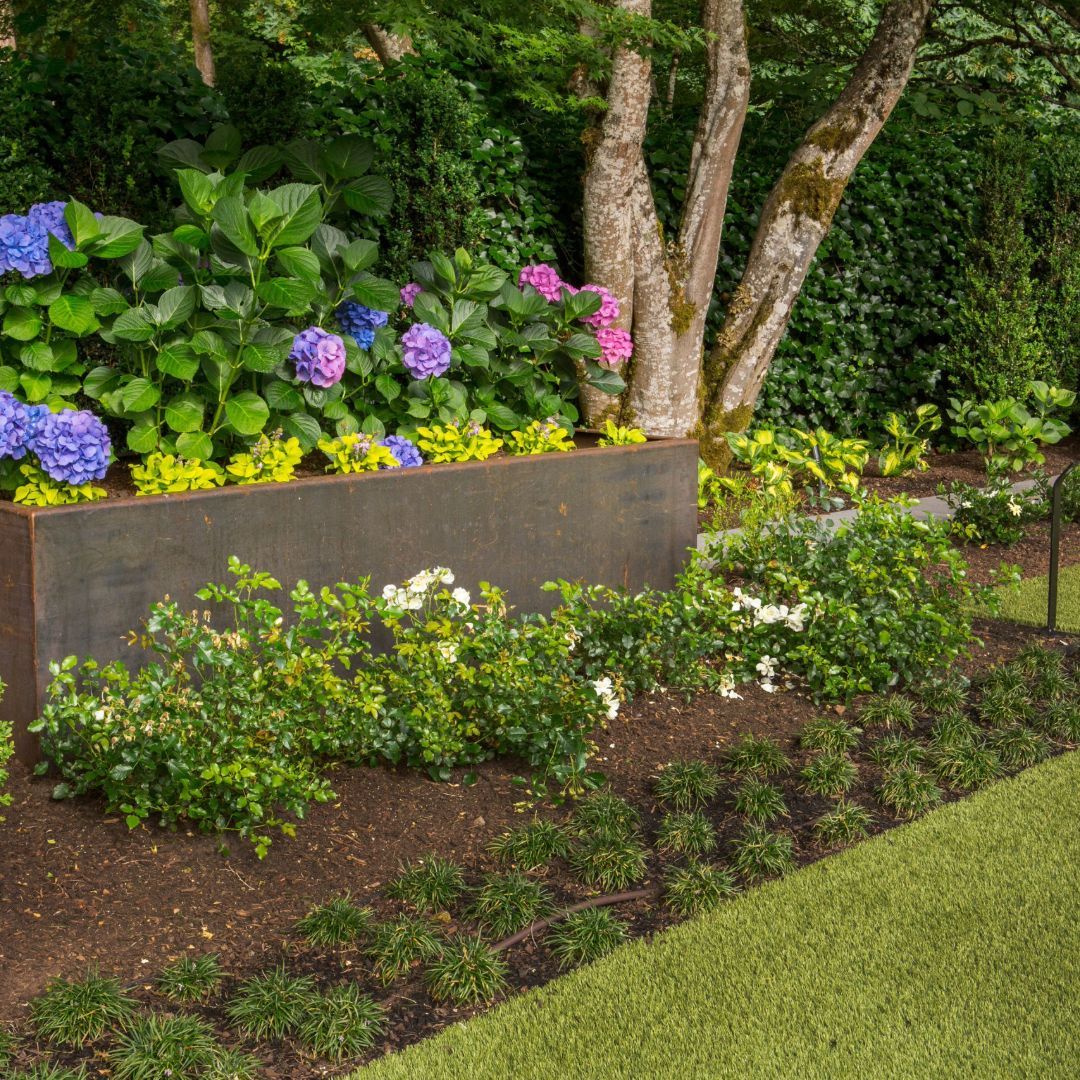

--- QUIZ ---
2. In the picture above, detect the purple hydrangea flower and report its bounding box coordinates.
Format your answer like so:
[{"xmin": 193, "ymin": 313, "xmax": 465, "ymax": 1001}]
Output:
[
  {"xmin": 578, "ymin": 284, "xmax": 620, "ymax": 329},
  {"xmin": 400, "ymin": 282, "xmax": 423, "ymax": 308},
  {"xmin": 517, "ymin": 263, "xmax": 565, "ymax": 303},
  {"xmin": 290, "ymin": 326, "xmax": 347, "ymax": 388},
  {"xmin": 380, "ymin": 434, "xmax": 423, "ymax": 469},
  {"xmin": 0, "ymin": 391, "xmax": 32, "ymax": 460},
  {"xmin": 596, "ymin": 327, "xmax": 634, "ymax": 367},
  {"xmin": 0, "ymin": 214, "xmax": 51, "ymax": 279},
  {"xmin": 33, "ymin": 409, "xmax": 111, "ymax": 485},
  {"xmin": 28, "ymin": 201, "xmax": 75, "ymax": 250},
  {"xmin": 336, "ymin": 301, "xmax": 389, "ymax": 351},
  {"xmin": 401, "ymin": 323, "xmax": 452, "ymax": 379}
]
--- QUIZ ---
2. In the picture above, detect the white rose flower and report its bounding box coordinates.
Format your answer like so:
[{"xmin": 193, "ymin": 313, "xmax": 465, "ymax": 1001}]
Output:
[
  {"xmin": 436, "ymin": 640, "xmax": 459, "ymax": 663},
  {"xmin": 381, "ymin": 583, "xmax": 398, "ymax": 602},
  {"xmin": 438, "ymin": 568, "xmax": 455, "ymax": 585},
  {"xmin": 451, "ymin": 587, "xmax": 471, "ymax": 608},
  {"xmin": 755, "ymin": 654, "xmax": 778, "ymax": 680}
]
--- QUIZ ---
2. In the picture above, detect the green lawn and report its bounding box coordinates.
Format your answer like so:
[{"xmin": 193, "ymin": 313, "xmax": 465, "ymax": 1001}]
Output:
[
  {"xmin": 358, "ymin": 751, "xmax": 1080, "ymax": 1079},
  {"xmin": 993, "ymin": 563, "xmax": 1080, "ymax": 633}
]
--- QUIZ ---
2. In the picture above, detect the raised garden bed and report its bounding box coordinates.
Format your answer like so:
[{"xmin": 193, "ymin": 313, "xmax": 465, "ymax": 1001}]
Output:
[{"xmin": 0, "ymin": 435, "xmax": 698, "ymax": 762}]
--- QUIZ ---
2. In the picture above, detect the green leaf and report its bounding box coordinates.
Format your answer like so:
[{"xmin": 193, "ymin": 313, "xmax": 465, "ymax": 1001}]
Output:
[
  {"xmin": 235, "ymin": 145, "xmax": 284, "ymax": 184},
  {"xmin": 224, "ymin": 391, "xmax": 270, "ymax": 435},
  {"xmin": 486, "ymin": 403, "xmax": 520, "ymax": 431},
  {"xmin": 275, "ymin": 246, "xmax": 322, "ymax": 282},
  {"xmin": 342, "ymin": 174, "xmax": 393, "ymax": 217},
  {"xmin": 20, "ymin": 341, "xmax": 55, "ymax": 371},
  {"xmin": 176, "ymin": 431, "xmax": 214, "ymax": 460},
  {"xmin": 110, "ymin": 307, "xmax": 157, "ymax": 343},
  {"xmin": 156, "ymin": 342, "xmax": 200, "ymax": 381},
  {"xmin": 157, "ymin": 138, "xmax": 209, "ymax": 172},
  {"xmin": 90, "ymin": 287, "xmax": 129, "ymax": 316},
  {"xmin": 282, "ymin": 410, "xmax": 323, "ymax": 448},
  {"xmin": 211, "ymin": 196, "xmax": 259, "ymax": 256},
  {"xmin": 202, "ymin": 124, "xmax": 242, "ymax": 170},
  {"xmin": 341, "ymin": 239, "xmax": 379, "ymax": 274},
  {"xmin": 155, "ymin": 286, "xmax": 197, "ymax": 328},
  {"xmin": 321, "ymin": 135, "xmax": 375, "ymax": 180},
  {"xmin": 0, "ymin": 365, "xmax": 19, "ymax": 392},
  {"xmin": 126, "ymin": 423, "xmax": 160, "ymax": 454},
  {"xmin": 83, "ymin": 365, "xmax": 120, "ymax": 399},
  {"xmin": 121, "ymin": 377, "xmax": 160, "ymax": 413},
  {"xmin": 92, "ymin": 216, "xmax": 145, "ymax": 258},
  {"xmin": 265, "ymin": 380, "xmax": 303, "ymax": 412},
  {"xmin": 411, "ymin": 292, "xmax": 450, "ymax": 333},
  {"xmin": 240, "ymin": 342, "xmax": 288, "ymax": 373},
  {"xmin": 47, "ymin": 233, "xmax": 88, "ymax": 269},
  {"xmin": 4, "ymin": 284, "xmax": 36, "ymax": 306},
  {"xmin": 164, "ymin": 393, "xmax": 205, "ymax": 433},
  {"xmin": 265, "ymin": 184, "xmax": 323, "ymax": 248},
  {"xmin": 255, "ymin": 277, "xmax": 317, "ymax": 310},
  {"xmin": 375, "ymin": 373, "xmax": 401, "ymax": 402},
  {"xmin": 173, "ymin": 224, "xmax": 209, "ymax": 250},
  {"xmin": 177, "ymin": 169, "xmax": 215, "ymax": 215},
  {"xmin": 19, "ymin": 371, "xmax": 51, "ymax": 401},
  {"xmin": 350, "ymin": 275, "xmax": 400, "ymax": 312},
  {"xmin": 48, "ymin": 295, "xmax": 99, "ymax": 335},
  {"xmin": 64, "ymin": 200, "xmax": 101, "ymax": 247},
  {"xmin": 3, "ymin": 306, "xmax": 42, "ymax": 341},
  {"xmin": 119, "ymin": 241, "xmax": 153, "ymax": 286},
  {"xmin": 283, "ymin": 139, "xmax": 327, "ymax": 184},
  {"xmin": 189, "ymin": 329, "xmax": 229, "ymax": 359},
  {"xmin": 584, "ymin": 361, "xmax": 626, "ymax": 396}
]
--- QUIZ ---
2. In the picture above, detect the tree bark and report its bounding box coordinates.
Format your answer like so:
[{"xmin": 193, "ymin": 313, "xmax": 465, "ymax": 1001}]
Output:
[
  {"xmin": 580, "ymin": 0, "xmax": 750, "ymax": 435},
  {"xmin": 189, "ymin": 0, "xmax": 215, "ymax": 87},
  {"xmin": 1, "ymin": 0, "xmax": 15, "ymax": 50},
  {"xmin": 698, "ymin": 0, "xmax": 934, "ymax": 461},
  {"xmin": 363, "ymin": 23, "xmax": 416, "ymax": 65}
]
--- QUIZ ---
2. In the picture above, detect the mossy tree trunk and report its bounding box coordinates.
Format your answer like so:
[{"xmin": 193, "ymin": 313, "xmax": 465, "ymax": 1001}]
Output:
[
  {"xmin": 363, "ymin": 24, "xmax": 416, "ymax": 65},
  {"xmin": 698, "ymin": 0, "xmax": 934, "ymax": 463},
  {"xmin": 189, "ymin": 0, "xmax": 215, "ymax": 87},
  {"xmin": 579, "ymin": 0, "xmax": 749, "ymax": 435}
]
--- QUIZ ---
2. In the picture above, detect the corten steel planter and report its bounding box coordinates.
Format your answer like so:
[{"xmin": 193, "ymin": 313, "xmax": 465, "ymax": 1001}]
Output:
[{"xmin": 1, "ymin": 437, "xmax": 698, "ymax": 762}]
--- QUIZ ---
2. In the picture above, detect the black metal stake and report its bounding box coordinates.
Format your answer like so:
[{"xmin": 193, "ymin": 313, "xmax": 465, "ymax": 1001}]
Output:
[{"xmin": 1048, "ymin": 460, "xmax": 1078, "ymax": 633}]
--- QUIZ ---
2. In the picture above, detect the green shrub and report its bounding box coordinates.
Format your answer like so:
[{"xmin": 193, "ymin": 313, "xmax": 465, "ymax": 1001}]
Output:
[
  {"xmin": 465, "ymin": 872, "xmax": 553, "ymax": 938},
  {"xmin": 295, "ymin": 895, "xmax": 373, "ymax": 948},
  {"xmin": 424, "ymin": 936, "xmax": 508, "ymax": 1005},
  {"xmin": 30, "ymin": 971, "xmax": 136, "ymax": 1047},
  {"xmin": 226, "ymin": 967, "xmax": 316, "ymax": 1040},
  {"xmin": 546, "ymin": 908, "xmax": 627, "ymax": 969},
  {"xmin": 296, "ymin": 986, "xmax": 385, "ymax": 1061},
  {"xmin": 653, "ymin": 761, "xmax": 722, "ymax": 811},
  {"xmin": 155, "ymin": 954, "xmax": 222, "ymax": 1004}
]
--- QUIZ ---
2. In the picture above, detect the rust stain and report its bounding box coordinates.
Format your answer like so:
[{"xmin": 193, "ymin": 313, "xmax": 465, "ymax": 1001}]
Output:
[{"xmin": 558, "ymin": 503, "xmax": 568, "ymax": 517}]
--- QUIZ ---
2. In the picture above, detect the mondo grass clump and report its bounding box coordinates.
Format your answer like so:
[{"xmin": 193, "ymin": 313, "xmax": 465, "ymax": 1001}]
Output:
[
  {"xmin": 424, "ymin": 936, "xmax": 508, "ymax": 1006},
  {"xmin": 978, "ymin": 684, "xmax": 1034, "ymax": 728},
  {"xmin": 570, "ymin": 834, "xmax": 650, "ymax": 892},
  {"xmin": 663, "ymin": 859, "xmax": 739, "ymax": 916},
  {"xmin": 465, "ymin": 872, "xmax": 553, "ymax": 937},
  {"xmin": 486, "ymin": 818, "xmax": 569, "ymax": 871},
  {"xmin": 547, "ymin": 908, "xmax": 627, "ymax": 969},
  {"xmin": 155, "ymin": 953, "xmax": 222, "ymax": 1004},
  {"xmin": 296, "ymin": 986, "xmax": 385, "ymax": 1061},
  {"xmin": 814, "ymin": 801, "xmax": 873, "ymax": 847},
  {"xmin": 980, "ymin": 663, "xmax": 1028, "ymax": 695},
  {"xmin": 732, "ymin": 777, "xmax": 788, "ymax": 824},
  {"xmin": 653, "ymin": 761, "xmax": 721, "ymax": 811},
  {"xmin": 859, "ymin": 693, "xmax": 917, "ymax": 731},
  {"xmin": 1012, "ymin": 644, "xmax": 1063, "ymax": 678},
  {"xmin": 989, "ymin": 725, "xmax": 1049, "ymax": 768},
  {"xmin": 8, "ymin": 1067, "xmax": 91, "ymax": 1079},
  {"xmin": 799, "ymin": 715, "xmax": 859, "ymax": 755},
  {"xmin": 1045, "ymin": 699, "xmax": 1080, "ymax": 741},
  {"xmin": 869, "ymin": 733, "xmax": 926, "ymax": 769},
  {"xmin": 294, "ymin": 894, "xmax": 372, "ymax": 948},
  {"xmin": 569, "ymin": 791, "xmax": 643, "ymax": 839},
  {"xmin": 108, "ymin": 1013, "xmax": 246, "ymax": 1080},
  {"xmin": 915, "ymin": 674, "xmax": 969, "ymax": 715},
  {"xmin": 655, "ymin": 810, "xmax": 717, "ymax": 856},
  {"xmin": 30, "ymin": 971, "xmax": 136, "ymax": 1047},
  {"xmin": 730, "ymin": 824, "xmax": 795, "ymax": 881},
  {"xmin": 225, "ymin": 966, "xmax": 316, "ymax": 1040},
  {"xmin": 878, "ymin": 766, "xmax": 941, "ymax": 819},
  {"xmin": 724, "ymin": 734, "xmax": 789, "ymax": 777},
  {"xmin": 930, "ymin": 712, "xmax": 980, "ymax": 749},
  {"xmin": 387, "ymin": 855, "xmax": 466, "ymax": 913},
  {"xmin": 933, "ymin": 740, "xmax": 1002, "ymax": 789},
  {"xmin": 366, "ymin": 915, "xmax": 444, "ymax": 985},
  {"xmin": 799, "ymin": 752, "xmax": 858, "ymax": 798}
]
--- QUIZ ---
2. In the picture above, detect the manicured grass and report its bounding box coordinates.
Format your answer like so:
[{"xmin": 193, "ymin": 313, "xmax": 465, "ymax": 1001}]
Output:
[
  {"xmin": 358, "ymin": 752, "xmax": 1080, "ymax": 1079},
  {"xmin": 993, "ymin": 564, "xmax": 1080, "ymax": 633}
]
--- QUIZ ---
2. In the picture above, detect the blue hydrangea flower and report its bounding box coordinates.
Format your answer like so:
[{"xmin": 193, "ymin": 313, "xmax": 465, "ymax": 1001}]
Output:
[
  {"xmin": 336, "ymin": 301, "xmax": 389, "ymax": 351},
  {"xmin": 380, "ymin": 434, "xmax": 423, "ymax": 469},
  {"xmin": 0, "ymin": 214, "xmax": 51, "ymax": 279},
  {"xmin": 0, "ymin": 391, "xmax": 32, "ymax": 460},
  {"xmin": 33, "ymin": 409, "xmax": 111, "ymax": 486},
  {"xmin": 24, "ymin": 403, "xmax": 51, "ymax": 445},
  {"xmin": 28, "ymin": 201, "xmax": 75, "ymax": 250}
]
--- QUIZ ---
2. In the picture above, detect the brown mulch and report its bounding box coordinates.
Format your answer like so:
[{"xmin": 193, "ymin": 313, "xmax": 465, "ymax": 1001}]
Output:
[{"xmin": 1, "ymin": 608, "xmax": 1076, "ymax": 1075}]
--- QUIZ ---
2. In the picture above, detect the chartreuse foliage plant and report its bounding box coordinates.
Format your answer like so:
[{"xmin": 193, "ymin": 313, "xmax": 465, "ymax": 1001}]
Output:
[
  {"xmin": 725, "ymin": 426, "xmax": 870, "ymax": 496},
  {"xmin": 596, "ymin": 420, "xmax": 646, "ymax": 447},
  {"xmin": 13, "ymin": 463, "xmax": 106, "ymax": 506},
  {"xmin": 155, "ymin": 954, "xmax": 223, "ymax": 1004},
  {"xmin": 415, "ymin": 421, "xmax": 502, "ymax": 462},
  {"xmin": 130, "ymin": 452, "xmax": 224, "ymax": 495},
  {"xmin": 358, "ymin": 753, "xmax": 1080, "ymax": 1080},
  {"xmin": 877, "ymin": 404, "xmax": 941, "ymax": 477},
  {"xmin": 505, "ymin": 418, "xmax": 575, "ymax": 454},
  {"xmin": 29, "ymin": 972, "xmax": 136, "ymax": 1047}
]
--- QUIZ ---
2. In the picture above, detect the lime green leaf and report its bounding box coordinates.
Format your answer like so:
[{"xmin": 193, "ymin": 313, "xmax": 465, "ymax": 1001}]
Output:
[
  {"xmin": 2, "ymin": 306, "xmax": 42, "ymax": 341},
  {"xmin": 48, "ymin": 295, "xmax": 99, "ymax": 335}
]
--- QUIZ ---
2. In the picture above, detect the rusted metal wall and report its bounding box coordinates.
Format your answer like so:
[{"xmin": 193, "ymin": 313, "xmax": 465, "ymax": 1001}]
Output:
[{"xmin": 1, "ymin": 438, "xmax": 698, "ymax": 762}]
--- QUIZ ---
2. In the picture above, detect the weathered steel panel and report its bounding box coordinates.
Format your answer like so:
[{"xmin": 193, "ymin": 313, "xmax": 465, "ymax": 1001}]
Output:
[
  {"xmin": 0, "ymin": 510, "xmax": 36, "ymax": 762},
  {"xmin": 3, "ymin": 438, "xmax": 698, "ymax": 761}
]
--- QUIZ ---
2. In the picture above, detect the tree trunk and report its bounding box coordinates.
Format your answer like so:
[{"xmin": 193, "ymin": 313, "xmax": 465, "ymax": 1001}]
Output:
[
  {"xmin": 580, "ymin": 0, "xmax": 750, "ymax": 435},
  {"xmin": 698, "ymin": 0, "xmax": 934, "ymax": 462},
  {"xmin": 189, "ymin": 0, "xmax": 215, "ymax": 87},
  {"xmin": 0, "ymin": 0, "xmax": 15, "ymax": 50},
  {"xmin": 363, "ymin": 24, "xmax": 416, "ymax": 65}
]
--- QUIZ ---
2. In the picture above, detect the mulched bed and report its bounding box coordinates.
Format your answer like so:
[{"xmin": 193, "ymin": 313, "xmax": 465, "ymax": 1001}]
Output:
[{"xmin": 2, "ymin": 612, "xmax": 1076, "ymax": 1077}]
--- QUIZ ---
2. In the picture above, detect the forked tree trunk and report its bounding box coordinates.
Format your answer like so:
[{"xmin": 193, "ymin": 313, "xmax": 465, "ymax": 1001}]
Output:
[
  {"xmin": 363, "ymin": 23, "xmax": 417, "ymax": 65},
  {"xmin": 189, "ymin": 0, "xmax": 215, "ymax": 87},
  {"xmin": 580, "ymin": 0, "xmax": 749, "ymax": 434},
  {"xmin": 698, "ymin": 0, "xmax": 934, "ymax": 461}
]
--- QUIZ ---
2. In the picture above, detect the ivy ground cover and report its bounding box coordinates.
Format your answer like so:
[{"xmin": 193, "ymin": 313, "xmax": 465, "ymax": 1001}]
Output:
[{"xmin": 360, "ymin": 749, "xmax": 1080, "ymax": 1080}]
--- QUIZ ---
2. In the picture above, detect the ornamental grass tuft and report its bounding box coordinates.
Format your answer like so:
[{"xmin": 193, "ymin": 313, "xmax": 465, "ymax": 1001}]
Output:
[
  {"xmin": 366, "ymin": 916, "xmax": 444, "ymax": 986},
  {"xmin": 813, "ymin": 801, "xmax": 873, "ymax": 846},
  {"xmin": 730, "ymin": 824, "xmax": 795, "ymax": 881},
  {"xmin": 155, "ymin": 953, "xmax": 222, "ymax": 1004},
  {"xmin": 869, "ymin": 733, "xmax": 927, "ymax": 769},
  {"xmin": 663, "ymin": 859, "xmax": 739, "ymax": 916},
  {"xmin": 859, "ymin": 693, "xmax": 917, "ymax": 731},
  {"xmin": 933, "ymin": 740, "xmax": 1002, "ymax": 789},
  {"xmin": 878, "ymin": 765, "xmax": 941, "ymax": 819},
  {"xmin": 653, "ymin": 761, "xmax": 721, "ymax": 811},
  {"xmin": 978, "ymin": 684, "xmax": 1033, "ymax": 728},
  {"xmin": 424, "ymin": 936, "xmax": 508, "ymax": 1006},
  {"xmin": 799, "ymin": 752, "xmax": 858, "ymax": 798},
  {"xmin": 30, "ymin": 971, "xmax": 136, "ymax": 1047},
  {"xmin": 546, "ymin": 909, "xmax": 628, "ymax": 969},
  {"xmin": 296, "ymin": 986, "xmax": 386, "ymax": 1061},
  {"xmin": 732, "ymin": 777, "xmax": 788, "ymax": 823},
  {"xmin": 655, "ymin": 810, "xmax": 717, "ymax": 856},
  {"xmin": 989, "ymin": 725, "xmax": 1049, "ymax": 768},
  {"xmin": 724, "ymin": 734, "xmax": 790, "ymax": 777},
  {"xmin": 486, "ymin": 818, "xmax": 569, "ymax": 871},
  {"xmin": 465, "ymin": 872, "xmax": 553, "ymax": 938},
  {"xmin": 569, "ymin": 791, "xmax": 643, "ymax": 840},
  {"xmin": 799, "ymin": 715, "xmax": 859, "ymax": 755},
  {"xmin": 108, "ymin": 1013, "xmax": 226, "ymax": 1080},
  {"xmin": 569, "ymin": 834, "xmax": 650, "ymax": 892},
  {"xmin": 225, "ymin": 966, "xmax": 316, "ymax": 1040},
  {"xmin": 294, "ymin": 894, "xmax": 373, "ymax": 948},
  {"xmin": 387, "ymin": 855, "xmax": 466, "ymax": 913}
]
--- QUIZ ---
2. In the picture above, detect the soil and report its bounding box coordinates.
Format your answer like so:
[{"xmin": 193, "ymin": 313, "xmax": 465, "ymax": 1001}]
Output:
[{"xmin": 1, "ymin": 613, "xmax": 1076, "ymax": 1076}]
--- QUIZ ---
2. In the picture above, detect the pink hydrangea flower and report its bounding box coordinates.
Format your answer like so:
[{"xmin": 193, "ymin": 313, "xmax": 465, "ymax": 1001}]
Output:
[
  {"xmin": 400, "ymin": 282, "xmax": 422, "ymax": 308},
  {"xmin": 595, "ymin": 327, "xmax": 634, "ymax": 367},
  {"xmin": 578, "ymin": 284, "xmax": 620, "ymax": 329},
  {"xmin": 517, "ymin": 263, "xmax": 565, "ymax": 303}
]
